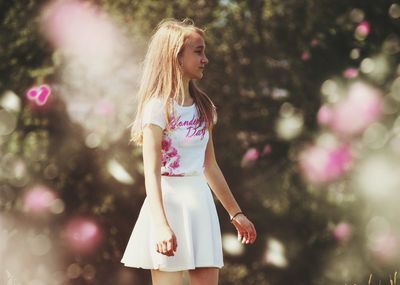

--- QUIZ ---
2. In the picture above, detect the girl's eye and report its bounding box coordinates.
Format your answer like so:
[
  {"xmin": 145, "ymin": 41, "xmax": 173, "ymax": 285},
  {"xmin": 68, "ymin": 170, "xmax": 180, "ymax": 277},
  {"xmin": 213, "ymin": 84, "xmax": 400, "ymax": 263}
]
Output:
[{"xmin": 195, "ymin": 51, "xmax": 202, "ymax": 54}]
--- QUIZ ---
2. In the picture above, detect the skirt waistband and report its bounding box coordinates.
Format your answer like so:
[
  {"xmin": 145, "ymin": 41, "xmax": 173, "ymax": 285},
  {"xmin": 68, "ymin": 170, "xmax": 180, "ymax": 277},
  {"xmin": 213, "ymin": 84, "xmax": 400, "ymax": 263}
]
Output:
[
  {"xmin": 161, "ymin": 173, "xmax": 204, "ymax": 177},
  {"xmin": 161, "ymin": 173, "xmax": 206, "ymax": 181}
]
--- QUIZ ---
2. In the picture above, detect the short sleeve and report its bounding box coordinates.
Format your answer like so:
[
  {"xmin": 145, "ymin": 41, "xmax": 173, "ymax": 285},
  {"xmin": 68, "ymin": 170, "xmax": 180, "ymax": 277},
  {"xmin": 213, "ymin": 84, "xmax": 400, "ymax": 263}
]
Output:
[{"xmin": 141, "ymin": 98, "xmax": 166, "ymax": 130}]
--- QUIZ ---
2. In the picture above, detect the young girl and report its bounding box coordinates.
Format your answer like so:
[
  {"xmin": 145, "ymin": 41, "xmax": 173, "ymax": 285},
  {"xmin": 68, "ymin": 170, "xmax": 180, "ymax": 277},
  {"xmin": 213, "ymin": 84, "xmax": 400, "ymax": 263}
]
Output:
[{"xmin": 121, "ymin": 18, "xmax": 257, "ymax": 285}]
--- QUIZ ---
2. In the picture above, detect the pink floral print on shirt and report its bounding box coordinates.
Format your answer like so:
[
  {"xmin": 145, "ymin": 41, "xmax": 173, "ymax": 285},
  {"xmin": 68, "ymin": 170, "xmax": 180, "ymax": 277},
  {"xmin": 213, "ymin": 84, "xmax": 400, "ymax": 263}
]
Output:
[{"xmin": 160, "ymin": 136, "xmax": 183, "ymax": 176}]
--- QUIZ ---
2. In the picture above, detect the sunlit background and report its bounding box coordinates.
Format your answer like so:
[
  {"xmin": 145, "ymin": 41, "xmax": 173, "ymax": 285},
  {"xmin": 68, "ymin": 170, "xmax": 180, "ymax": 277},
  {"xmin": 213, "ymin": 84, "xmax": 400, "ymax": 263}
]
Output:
[{"xmin": 1, "ymin": 0, "xmax": 400, "ymax": 284}]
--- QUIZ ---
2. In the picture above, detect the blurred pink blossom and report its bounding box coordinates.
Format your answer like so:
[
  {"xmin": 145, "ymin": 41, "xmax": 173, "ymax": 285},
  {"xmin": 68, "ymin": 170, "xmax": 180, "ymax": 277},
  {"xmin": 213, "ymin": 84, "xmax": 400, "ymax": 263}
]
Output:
[
  {"xmin": 342, "ymin": 68, "xmax": 359, "ymax": 78},
  {"xmin": 330, "ymin": 82, "xmax": 382, "ymax": 137},
  {"xmin": 261, "ymin": 144, "xmax": 272, "ymax": 156},
  {"xmin": 369, "ymin": 231, "xmax": 400, "ymax": 263},
  {"xmin": 333, "ymin": 222, "xmax": 353, "ymax": 242},
  {"xmin": 326, "ymin": 145, "xmax": 352, "ymax": 176},
  {"xmin": 23, "ymin": 185, "xmax": 57, "ymax": 214},
  {"xmin": 63, "ymin": 217, "xmax": 102, "ymax": 253},
  {"xmin": 96, "ymin": 99, "xmax": 114, "ymax": 115},
  {"xmin": 310, "ymin": 38, "xmax": 319, "ymax": 47},
  {"xmin": 41, "ymin": 0, "xmax": 117, "ymax": 57},
  {"xmin": 301, "ymin": 51, "xmax": 311, "ymax": 61},
  {"xmin": 26, "ymin": 84, "xmax": 51, "ymax": 106},
  {"xmin": 317, "ymin": 105, "xmax": 333, "ymax": 125},
  {"xmin": 241, "ymin": 148, "xmax": 260, "ymax": 167},
  {"xmin": 317, "ymin": 82, "xmax": 382, "ymax": 138},
  {"xmin": 355, "ymin": 21, "xmax": 370, "ymax": 37},
  {"xmin": 299, "ymin": 143, "xmax": 352, "ymax": 184}
]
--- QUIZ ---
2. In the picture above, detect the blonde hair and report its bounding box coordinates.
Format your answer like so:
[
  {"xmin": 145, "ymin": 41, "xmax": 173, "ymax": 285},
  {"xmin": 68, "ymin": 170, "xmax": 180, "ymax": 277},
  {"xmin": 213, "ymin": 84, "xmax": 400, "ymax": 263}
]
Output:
[{"xmin": 128, "ymin": 18, "xmax": 217, "ymax": 146}]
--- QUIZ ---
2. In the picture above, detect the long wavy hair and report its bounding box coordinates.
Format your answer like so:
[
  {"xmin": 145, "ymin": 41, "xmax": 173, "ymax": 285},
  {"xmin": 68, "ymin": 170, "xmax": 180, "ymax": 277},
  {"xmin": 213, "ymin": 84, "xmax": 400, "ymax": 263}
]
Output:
[{"xmin": 128, "ymin": 18, "xmax": 217, "ymax": 146}]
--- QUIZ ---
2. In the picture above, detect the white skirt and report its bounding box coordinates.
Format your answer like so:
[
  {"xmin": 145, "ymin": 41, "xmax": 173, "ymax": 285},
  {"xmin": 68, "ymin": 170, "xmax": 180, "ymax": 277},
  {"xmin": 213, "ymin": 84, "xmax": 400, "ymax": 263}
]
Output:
[{"xmin": 120, "ymin": 174, "xmax": 224, "ymax": 272}]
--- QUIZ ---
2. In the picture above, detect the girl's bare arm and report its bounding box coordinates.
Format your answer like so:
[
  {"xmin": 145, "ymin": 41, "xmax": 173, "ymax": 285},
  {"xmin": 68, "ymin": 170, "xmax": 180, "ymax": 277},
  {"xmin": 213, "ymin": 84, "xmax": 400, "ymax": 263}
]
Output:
[
  {"xmin": 204, "ymin": 128, "xmax": 257, "ymax": 244},
  {"xmin": 142, "ymin": 124, "xmax": 169, "ymax": 227},
  {"xmin": 203, "ymin": 128, "xmax": 242, "ymax": 219}
]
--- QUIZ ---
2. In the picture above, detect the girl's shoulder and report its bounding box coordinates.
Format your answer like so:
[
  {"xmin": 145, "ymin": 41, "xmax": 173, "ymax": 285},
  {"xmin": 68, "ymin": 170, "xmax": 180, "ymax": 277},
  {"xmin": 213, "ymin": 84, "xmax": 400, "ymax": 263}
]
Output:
[
  {"xmin": 146, "ymin": 96, "xmax": 163, "ymax": 104},
  {"xmin": 143, "ymin": 97, "xmax": 165, "ymax": 111},
  {"xmin": 141, "ymin": 97, "xmax": 166, "ymax": 129}
]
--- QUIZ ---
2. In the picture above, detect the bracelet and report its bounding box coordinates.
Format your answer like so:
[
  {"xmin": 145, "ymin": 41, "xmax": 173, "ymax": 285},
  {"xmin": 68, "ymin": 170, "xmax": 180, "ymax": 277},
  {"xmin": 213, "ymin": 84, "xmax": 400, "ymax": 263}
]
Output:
[{"xmin": 230, "ymin": 211, "xmax": 244, "ymax": 223}]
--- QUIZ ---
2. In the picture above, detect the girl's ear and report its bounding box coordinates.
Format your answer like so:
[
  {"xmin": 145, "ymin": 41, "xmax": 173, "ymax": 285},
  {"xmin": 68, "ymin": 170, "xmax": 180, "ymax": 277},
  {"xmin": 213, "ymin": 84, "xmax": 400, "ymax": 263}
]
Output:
[
  {"xmin": 177, "ymin": 53, "xmax": 183, "ymax": 66},
  {"xmin": 178, "ymin": 45, "xmax": 186, "ymax": 65}
]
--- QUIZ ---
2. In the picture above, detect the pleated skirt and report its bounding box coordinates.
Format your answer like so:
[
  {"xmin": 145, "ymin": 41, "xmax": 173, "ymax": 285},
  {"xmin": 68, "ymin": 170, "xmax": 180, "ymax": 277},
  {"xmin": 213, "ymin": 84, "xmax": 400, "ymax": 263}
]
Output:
[{"xmin": 120, "ymin": 174, "xmax": 224, "ymax": 272}]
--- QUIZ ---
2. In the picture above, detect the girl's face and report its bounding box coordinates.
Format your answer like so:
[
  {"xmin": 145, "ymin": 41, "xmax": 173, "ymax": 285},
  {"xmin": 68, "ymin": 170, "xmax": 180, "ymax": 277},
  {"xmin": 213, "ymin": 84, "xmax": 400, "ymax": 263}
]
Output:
[{"xmin": 179, "ymin": 33, "xmax": 209, "ymax": 80}]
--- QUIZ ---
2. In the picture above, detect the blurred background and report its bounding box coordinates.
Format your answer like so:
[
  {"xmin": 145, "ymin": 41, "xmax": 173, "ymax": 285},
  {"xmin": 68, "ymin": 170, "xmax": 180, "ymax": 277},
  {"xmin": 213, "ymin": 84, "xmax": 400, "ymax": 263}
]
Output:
[{"xmin": 1, "ymin": 0, "xmax": 400, "ymax": 284}]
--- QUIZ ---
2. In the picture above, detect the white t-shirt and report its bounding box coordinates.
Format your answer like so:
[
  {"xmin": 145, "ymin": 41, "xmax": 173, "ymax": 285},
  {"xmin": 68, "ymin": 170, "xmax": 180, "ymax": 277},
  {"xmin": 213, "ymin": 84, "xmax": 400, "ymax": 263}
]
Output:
[{"xmin": 142, "ymin": 97, "xmax": 215, "ymax": 176}]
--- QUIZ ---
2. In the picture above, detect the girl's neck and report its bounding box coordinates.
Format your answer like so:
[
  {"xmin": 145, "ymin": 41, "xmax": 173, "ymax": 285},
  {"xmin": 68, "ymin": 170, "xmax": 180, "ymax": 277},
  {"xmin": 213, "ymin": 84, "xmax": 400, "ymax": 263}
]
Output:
[{"xmin": 179, "ymin": 79, "xmax": 193, "ymax": 105}]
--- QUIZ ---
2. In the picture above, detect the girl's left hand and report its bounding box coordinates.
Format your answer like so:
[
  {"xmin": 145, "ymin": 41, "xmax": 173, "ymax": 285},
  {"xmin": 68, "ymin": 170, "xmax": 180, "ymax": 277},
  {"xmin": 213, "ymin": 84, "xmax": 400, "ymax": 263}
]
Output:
[{"xmin": 231, "ymin": 214, "xmax": 257, "ymax": 244}]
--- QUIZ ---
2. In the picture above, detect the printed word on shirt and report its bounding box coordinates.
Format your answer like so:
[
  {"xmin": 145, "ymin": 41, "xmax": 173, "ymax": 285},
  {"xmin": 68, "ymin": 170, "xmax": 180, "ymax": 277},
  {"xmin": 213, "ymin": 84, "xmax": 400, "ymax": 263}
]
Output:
[{"xmin": 169, "ymin": 115, "xmax": 206, "ymax": 140}]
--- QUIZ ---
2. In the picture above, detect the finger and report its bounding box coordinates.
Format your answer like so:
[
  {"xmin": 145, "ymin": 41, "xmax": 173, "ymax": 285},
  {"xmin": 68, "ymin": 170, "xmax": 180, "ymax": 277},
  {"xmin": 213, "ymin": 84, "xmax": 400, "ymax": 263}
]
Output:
[
  {"xmin": 251, "ymin": 223, "xmax": 257, "ymax": 239},
  {"xmin": 249, "ymin": 230, "xmax": 255, "ymax": 243},
  {"xmin": 247, "ymin": 233, "xmax": 252, "ymax": 244},
  {"xmin": 241, "ymin": 233, "xmax": 247, "ymax": 243},
  {"xmin": 251, "ymin": 225, "xmax": 257, "ymax": 242},
  {"xmin": 241, "ymin": 229, "xmax": 248, "ymax": 243},
  {"xmin": 238, "ymin": 227, "xmax": 245, "ymax": 239},
  {"xmin": 238, "ymin": 231, "xmax": 243, "ymax": 241},
  {"xmin": 167, "ymin": 240, "xmax": 173, "ymax": 252},
  {"xmin": 168, "ymin": 242, "xmax": 175, "ymax": 256},
  {"xmin": 244, "ymin": 224, "xmax": 255, "ymax": 243},
  {"xmin": 246, "ymin": 229, "xmax": 253, "ymax": 243},
  {"xmin": 244, "ymin": 232, "xmax": 251, "ymax": 244},
  {"xmin": 161, "ymin": 241, "xmax": 168, "ymax": 254},
  {"xmin": 168, "ymin": 239, "xmax": 176, "ymax": 256}
]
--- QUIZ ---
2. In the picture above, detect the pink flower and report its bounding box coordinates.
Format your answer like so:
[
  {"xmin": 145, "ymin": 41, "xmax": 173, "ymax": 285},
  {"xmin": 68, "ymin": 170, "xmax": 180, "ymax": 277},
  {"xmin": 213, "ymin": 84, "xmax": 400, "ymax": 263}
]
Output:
[
  {"xmin": 317, "ymin": 105, "xmax": 333, "ymax": 125},
  {"xmin": 326, "ymin": 145, "xmax": 352, "ymax": 178},
  {"xmin": 299, "ymin": 143, "xmax": 352, "ymax": 184},
  {"xmin": 355, "ymin": 21, "xmax": 370, "ymax": 38},
  {"xmin": 310, "ymin": 38, "xmax": 319, "ymax": 47},
  {"xmin": 369, "ymin": 231, "xmax": 399, "ymax": 263},
  {"xmin": 161, "ymin": 153, "xmax": 168, "ymax": 165},
  {"xmin": 41, "ymin": 0, "xmax": 118, "ymax": 58},
  {"xmin": 342, "ymin": 68, "xmax": 359, "ymax": 78},
  {"xmin": 318, "ymin": 82, "xmax": 382, "ymax": 138},
  {"xmin": 333, "ymin": 222, "xmax": 353, "ymax": 242},
  {"xmin": 241, "ymin": 148, "xmax": 260, "ymax": 167},
  {"xmin": 169, "ymin": 159, "xmax": 180, "ymax": 169},
  {"xmin": 330, "ymin": 82, "xmax": 382, "ymax": 137},
  {"xmin": 244, "ymin": 148, "xmax": 260, "ymax": 160},
  {"xmin": 261, "ymin": 144, "xmax": 272, "ymax": 156},
  {"xmin": 63, "ymin": 217, "xmax": 102, "ymax": 254},
  {"xmin": 23, "ymin": 185, "xmax": 57, "ymax": 214},
  {"xmin": 301, "ymin": 51, "xmax": 311, "ymax": 61},
  {"xmin": 167, "ymin": 148, "xmax": 178, "ymax": 158},
  {"xmin": 161, "ymin": 137, "xmax": 172, "ymax": 151}
]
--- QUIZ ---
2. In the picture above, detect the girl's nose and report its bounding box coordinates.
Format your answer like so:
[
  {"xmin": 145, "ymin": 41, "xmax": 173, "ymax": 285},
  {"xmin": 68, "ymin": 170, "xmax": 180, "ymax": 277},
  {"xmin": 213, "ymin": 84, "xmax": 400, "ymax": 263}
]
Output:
[{"xmin": 202, "ymin": 56, "xmax": 209, "ymax": 64}]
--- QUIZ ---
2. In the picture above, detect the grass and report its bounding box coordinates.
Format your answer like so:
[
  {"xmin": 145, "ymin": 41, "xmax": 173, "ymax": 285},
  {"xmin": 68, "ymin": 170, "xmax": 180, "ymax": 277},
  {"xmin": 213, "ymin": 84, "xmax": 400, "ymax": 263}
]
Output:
[
  {"xmin": 347, "ymin": 272, "xmax": 398, "ymax": 285},
  {"xmin": 366, "ymin": 272, "xmax": 398, "ymax": 285}
]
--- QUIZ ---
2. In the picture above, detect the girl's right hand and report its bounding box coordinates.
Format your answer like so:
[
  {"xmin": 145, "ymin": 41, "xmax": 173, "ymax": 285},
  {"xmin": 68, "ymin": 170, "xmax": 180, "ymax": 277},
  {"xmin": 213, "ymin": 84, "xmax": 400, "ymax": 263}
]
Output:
[{"xmin": 155, "ymin": 224, "xmax": 177, "ymax": 256}]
